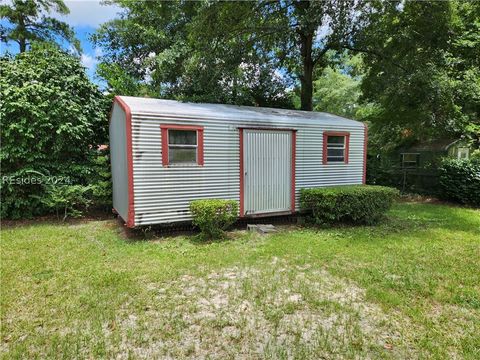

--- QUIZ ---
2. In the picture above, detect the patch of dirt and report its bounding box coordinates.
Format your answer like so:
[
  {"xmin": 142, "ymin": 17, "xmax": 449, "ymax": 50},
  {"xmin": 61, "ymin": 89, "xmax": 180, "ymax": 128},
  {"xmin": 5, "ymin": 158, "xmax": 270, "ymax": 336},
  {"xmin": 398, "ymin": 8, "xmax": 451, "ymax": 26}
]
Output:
[{"xmin": 101, "ymin": 260, "xmax": 416, "ymax": 359}]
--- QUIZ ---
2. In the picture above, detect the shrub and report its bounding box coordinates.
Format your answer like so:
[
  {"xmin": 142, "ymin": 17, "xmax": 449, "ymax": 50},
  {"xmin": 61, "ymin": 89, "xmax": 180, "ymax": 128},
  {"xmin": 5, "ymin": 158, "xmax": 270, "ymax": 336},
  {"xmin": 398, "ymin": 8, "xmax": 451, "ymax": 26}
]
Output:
[
  {"xmin": 89, "ymin": 149, "xmax": 112, "ymax": 210},
  {"xmin": 300, "ymin": 185, "xmax": 399, "ymax": 225},
  {"xmin": 0, "ymin": 44, "xmax": 109, "ymax": 219},
  {"xmin": 190, "ymin": 199, "xmax": 238, "ymax": 239},
  {"xmin": 438, "ymin": 158, "xmax": 480, "ymax": 206},
  {"xmin": 36, "ymin": 185, "xmax": 92, "ymax": 220}
]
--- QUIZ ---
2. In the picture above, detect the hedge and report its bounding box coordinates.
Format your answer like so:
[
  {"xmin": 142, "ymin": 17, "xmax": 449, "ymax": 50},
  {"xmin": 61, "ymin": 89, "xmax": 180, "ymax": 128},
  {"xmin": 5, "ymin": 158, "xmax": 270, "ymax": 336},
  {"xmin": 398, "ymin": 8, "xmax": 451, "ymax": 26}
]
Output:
[
  {"xmin": 300, "ymin": 185, "xmax": 399, "ymax": 225},
  {"xmin": 438, "ymin": 158, "xmax": 480, "ymax": 207},
  {"xmin": 190, "ymin": 199, "xmax": 238, "ymax": 239}
]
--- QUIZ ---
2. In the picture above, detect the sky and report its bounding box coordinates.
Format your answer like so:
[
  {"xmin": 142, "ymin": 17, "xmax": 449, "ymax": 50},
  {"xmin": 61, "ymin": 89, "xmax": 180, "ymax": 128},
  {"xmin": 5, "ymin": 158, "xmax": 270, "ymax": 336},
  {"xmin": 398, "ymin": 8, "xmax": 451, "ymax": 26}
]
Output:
[{"xmin": 0, "ymin": 0, "xmax": 122, "ymax": 83}]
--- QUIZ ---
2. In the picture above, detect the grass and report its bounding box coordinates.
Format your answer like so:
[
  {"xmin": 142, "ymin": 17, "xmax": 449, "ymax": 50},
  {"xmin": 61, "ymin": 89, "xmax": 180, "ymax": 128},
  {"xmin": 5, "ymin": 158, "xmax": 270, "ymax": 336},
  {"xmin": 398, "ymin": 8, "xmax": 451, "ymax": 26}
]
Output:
[{"xmin": 1, "ymin": 202, "xmax": 479, "ymax": 359}]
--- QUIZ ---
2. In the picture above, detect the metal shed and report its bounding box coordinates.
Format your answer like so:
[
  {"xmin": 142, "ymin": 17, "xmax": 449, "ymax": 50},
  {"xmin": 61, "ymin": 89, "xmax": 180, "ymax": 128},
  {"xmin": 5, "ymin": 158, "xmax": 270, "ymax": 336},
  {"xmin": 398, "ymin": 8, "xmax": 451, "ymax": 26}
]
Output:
[{"xmin": 109, "ymin": 96, "xmax": 367, "ymax": 227}]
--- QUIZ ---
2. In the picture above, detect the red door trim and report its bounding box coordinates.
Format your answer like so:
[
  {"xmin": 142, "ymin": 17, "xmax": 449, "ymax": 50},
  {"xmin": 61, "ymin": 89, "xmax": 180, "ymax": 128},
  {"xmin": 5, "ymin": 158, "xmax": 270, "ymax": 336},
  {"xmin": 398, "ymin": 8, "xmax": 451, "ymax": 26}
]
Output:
[
  {"xmin": 113, "ymin": 96, "xmax": 135, "ymax": 228},
  {"xmin": 291, "ymin": 131, "xmax": 296, "ymax": 212},
  {"xmin": 239, "ymin": 128, "xmax": 244, "ymax": 217},
  {"xmin": 239, "ymin": 128, "xmax": 296, "ymax": 217},
  {"xmin": 363, "ymin": 123, "xmax": 368, "ymax": 184}
]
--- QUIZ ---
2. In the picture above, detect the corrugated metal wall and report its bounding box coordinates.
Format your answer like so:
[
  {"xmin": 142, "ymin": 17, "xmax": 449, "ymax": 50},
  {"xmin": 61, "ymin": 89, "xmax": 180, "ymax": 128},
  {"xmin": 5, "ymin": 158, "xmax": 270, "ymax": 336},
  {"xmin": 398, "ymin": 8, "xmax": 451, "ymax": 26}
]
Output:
[
  {"xmin": 130, "ymin": 114, "xmax": 364, "ymax": 225},
  {"xmin": 244, "ymin": 129, "xmax": 292, "ymax": 215},
  {"xmin": 109, "ymin": 103, "xmax": 129, "ymax": 221}
]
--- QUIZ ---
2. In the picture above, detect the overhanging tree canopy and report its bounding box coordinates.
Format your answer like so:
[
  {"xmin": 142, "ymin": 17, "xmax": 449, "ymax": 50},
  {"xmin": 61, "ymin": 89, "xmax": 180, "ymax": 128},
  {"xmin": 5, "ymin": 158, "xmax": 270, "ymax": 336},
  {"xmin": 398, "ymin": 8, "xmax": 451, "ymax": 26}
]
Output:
[
  {"xmin": 93, "ymin": 0, "xmax": 367, "ymax": 110},
  {"xmin": 0, "ymin": 0, "xmax": 80, "ymax": 53}
]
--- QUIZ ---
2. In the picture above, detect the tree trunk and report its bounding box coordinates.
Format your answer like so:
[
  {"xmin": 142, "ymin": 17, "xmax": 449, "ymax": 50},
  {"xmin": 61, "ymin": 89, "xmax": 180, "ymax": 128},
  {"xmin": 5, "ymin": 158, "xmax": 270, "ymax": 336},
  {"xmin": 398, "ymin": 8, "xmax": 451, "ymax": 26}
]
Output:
[
  {"xmin": 19, "ymin": 39, "xmax": 27, "ymax": 53},
  {"xmin": 299, "ymin": 32, "xmax": 314, "ymax": 111},
  {"xmin": 18, "ymin": 16, "xmax": 27, "ymax": 52}
]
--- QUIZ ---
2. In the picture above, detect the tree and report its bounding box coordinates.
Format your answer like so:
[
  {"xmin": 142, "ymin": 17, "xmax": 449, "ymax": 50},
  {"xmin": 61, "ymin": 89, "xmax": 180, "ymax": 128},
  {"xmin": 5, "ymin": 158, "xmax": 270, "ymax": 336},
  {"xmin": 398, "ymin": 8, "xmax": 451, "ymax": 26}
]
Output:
[
  {"xmin": 93, "ymin": 1, "xmax": 294, "ymax": 108},
  {"xmin": 0, "ymin": 0, "xmax": 80, "ymax": 53},
  {"xmin": 355, "ymin": 1, "xmax": 480, "ymax": 145},
  {"xmin": 192, "ymin": 0, "xmax": 366, "ymax": 111},
  {"xmin": 93, "ymin": 0, "xmax": 366, "ymax": 110},
  {"xmin": 297, "ymin": 53, "xmax": 371, "ymax": 119},
  {"xmin": 0, "ymin": 44, "xmax": 108, "ymax": 218}
]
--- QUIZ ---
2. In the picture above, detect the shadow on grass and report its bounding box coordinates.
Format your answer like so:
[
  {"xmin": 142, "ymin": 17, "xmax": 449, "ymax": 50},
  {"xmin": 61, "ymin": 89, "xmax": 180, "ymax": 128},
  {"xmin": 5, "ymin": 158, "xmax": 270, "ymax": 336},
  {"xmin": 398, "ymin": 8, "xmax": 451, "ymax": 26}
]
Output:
[
  {"xmin": 295, "ymin": 202, "xmax": 479, "ymax": 240},
  {"xmin": 97, "ymin": 202, "xmax": 480, "ymax": 244}
]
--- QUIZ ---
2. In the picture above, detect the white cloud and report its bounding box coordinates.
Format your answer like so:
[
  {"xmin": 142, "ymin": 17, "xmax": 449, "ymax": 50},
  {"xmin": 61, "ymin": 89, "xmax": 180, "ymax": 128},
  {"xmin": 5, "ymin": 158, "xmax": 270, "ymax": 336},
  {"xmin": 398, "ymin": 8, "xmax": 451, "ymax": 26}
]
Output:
[
  {"xmin": 59, "ymin": 0, "xmax": 122, "ymax": 28},
  {"xmin": 315, "ymin": 24, "xmax": 333, "ymax": 43},
  {"xmin": 81, "ymin": 53, "xmax": 97, "ymax": 70},
  {"xmin": 94, "ymin": 47, "xmax": 103, "ymax": 57},
  {"xmin": 1, "ymin": 0, "xmax": 121, "ymax": 28}
]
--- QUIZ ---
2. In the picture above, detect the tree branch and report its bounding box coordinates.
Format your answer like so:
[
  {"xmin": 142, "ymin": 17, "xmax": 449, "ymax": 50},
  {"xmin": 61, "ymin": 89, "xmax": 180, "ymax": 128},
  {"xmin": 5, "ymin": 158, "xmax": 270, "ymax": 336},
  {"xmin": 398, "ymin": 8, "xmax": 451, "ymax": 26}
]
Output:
[
  {"xmin": 312, "ymin": 45, "xmax": 330, "ymax": 66},
  {"xmin": 339, "ymin": 44, "xmax": 408, "ymax": 72}
]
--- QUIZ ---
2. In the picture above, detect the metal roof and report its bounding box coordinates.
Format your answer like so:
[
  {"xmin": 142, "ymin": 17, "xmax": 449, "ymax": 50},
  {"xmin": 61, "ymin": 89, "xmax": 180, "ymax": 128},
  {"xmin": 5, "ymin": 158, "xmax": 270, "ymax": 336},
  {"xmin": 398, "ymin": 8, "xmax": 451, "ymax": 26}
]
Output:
[{"xmin": 118, "ymin": 96, "xmax": 363, "ymax": 128}]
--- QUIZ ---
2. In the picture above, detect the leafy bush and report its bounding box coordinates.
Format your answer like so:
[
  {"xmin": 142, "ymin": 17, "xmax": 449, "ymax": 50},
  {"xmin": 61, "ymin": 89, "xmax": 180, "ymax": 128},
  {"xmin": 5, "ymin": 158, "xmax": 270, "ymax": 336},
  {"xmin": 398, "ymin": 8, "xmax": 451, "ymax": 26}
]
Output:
[
  {"xmin": 300, "ymin": 185, "xmax": 399, "ymax": 225},
  {"xmin": 438, "ymin": 158, "xmax": 480, "ymax": 206},
  {"xmin": 0, "ymin": 43, "xmax": 110, "ymax": 218},
  {"xmin": 89, "ymin": 149, "xmax": 112, "ymax": 210},
  {"xmin": 190, "ymin": 199, "xmax": 238, "ymax": 239},
  {"xmin": 37, "ymin": 185, "xmax": 92, "ymax": 220}
]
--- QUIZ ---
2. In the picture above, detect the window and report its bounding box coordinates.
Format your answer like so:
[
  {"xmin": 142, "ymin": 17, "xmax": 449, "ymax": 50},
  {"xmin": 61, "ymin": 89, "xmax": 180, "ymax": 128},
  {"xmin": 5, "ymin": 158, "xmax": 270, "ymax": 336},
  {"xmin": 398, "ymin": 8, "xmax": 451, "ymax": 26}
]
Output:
[
  {"xmin": 401, "ymin": 153, "xmax": 419, "ymax": 168},
  {"xmin": 323, "ymin": 132, "xmax": 350, "ymax": 164},
  {"xmin": 161, "ymin": 125, "xmax": 204, "ymax": 166},
  {"xmin": 457, "ymin": 148, "xmax": 469, "ymax": 160}
]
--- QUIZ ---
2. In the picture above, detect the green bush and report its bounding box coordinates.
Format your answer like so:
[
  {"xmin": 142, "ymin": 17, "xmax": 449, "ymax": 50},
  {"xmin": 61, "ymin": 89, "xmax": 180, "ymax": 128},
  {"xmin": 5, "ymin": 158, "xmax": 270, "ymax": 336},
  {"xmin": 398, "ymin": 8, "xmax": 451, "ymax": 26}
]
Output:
[
  {"xmin": 300, "ymin": 185, "xmax": 399, "ymax": 225},
  {"xmin": 190, "ymin": 199, "xmax": 238, "ymax": 239},
  {"xmin": 0, "ymin": 44, "xmax": 110, "ymax": 219},
  {"xmin": 89, "ymin": 149, "xmax": 112, "ymax": 210},
  {"xmin": 438, "ymin": 158, "xmax": 480, "ymax": 206},
  {"xmin": 36, "ymin": 185, "xmax": 92, "ymax": 220}
]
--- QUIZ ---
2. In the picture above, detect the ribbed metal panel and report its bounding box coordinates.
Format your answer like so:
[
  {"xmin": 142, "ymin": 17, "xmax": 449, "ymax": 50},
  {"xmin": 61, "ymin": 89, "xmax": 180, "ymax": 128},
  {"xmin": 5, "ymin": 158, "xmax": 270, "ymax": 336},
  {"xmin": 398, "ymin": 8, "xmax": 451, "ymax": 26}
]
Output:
[
  {"xmin": 109, "ymin": 103, "xmax": 128, "ymax": 221},
  {"xmin": 244, "ymin": 130, "xmax": 292, "ymax": 215},
  {"xmin": 121, "ymin": 97, "xmax": 365, "ymax": 226}
]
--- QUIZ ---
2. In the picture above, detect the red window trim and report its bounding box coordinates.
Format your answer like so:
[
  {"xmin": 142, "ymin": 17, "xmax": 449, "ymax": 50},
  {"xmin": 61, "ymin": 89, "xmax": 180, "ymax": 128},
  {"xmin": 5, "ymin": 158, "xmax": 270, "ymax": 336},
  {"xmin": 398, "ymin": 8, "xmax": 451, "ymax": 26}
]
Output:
[
  {"xmin": 322, "ymin": 131, "xmax": 350, "ymax": 165},
  {"xmin": 160, "ymin": 124, "xmax": 204, "ymax": 166}
]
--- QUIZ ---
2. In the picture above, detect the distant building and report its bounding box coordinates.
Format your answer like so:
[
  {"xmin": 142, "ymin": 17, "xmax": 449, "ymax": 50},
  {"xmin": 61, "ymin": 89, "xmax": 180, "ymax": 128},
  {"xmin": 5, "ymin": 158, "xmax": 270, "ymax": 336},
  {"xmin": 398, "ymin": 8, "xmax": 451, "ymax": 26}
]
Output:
[{"xmin": 398, "ymin": 139, "xmax": 472, "ymax": 169}]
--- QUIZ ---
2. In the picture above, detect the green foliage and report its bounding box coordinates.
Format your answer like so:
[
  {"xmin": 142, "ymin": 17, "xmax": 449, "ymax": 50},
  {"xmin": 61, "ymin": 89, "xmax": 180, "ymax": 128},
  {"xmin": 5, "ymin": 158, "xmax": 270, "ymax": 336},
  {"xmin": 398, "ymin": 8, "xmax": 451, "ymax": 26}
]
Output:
[
  {"xmin": 93, "ymin": 1, "xmax": 366, "ymax": 110},
  {"xmin": 96, "ymin": 62, "xmax": 156, "ymax": 99},
  {"xmin": 93, "ymin": 0, "xmax": 294, "ymax": 108},
  {"xmin": 300, "ymin": 185, "xmax": 399, "ymax": 225},
  {"xmin": 356, "ymin": 1, "xmax": 480, "ymax": 146},
  {"xmin": 37, "ymin": 185, "xmax": 92, "ymax": 220},
  {"xmin": 438, "ymin": 158, "xmax": 480, "ymax": 206},
  {"xmin": 296, "ymin": 53, "xmax": 376, "ymax": 120},
  {"xmin": 0, "ymin": 0, "xmax": 80, "ymax": 52},
  {"xmin": 189, "ymin": 199, "xmax": 238, "ymax": 239},
  {"xmin": 0, "ymin": 44, "xmax": 109, "ymax": 219},
  {"xmin": 89, "ymin": 149, "xmax": 112, "ymax": 210},
  {"xmin": 313, "ymin": 66, "xmax": 361, "ymax": 118}
]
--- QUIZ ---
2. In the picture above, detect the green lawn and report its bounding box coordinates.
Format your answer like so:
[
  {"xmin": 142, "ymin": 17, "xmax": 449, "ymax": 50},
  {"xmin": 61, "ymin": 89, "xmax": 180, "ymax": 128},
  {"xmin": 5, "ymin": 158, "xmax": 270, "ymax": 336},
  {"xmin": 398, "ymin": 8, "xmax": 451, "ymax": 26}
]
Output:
[{"xmin": 1, "ymin": 202, "xmax": 479, "ymax": 359}]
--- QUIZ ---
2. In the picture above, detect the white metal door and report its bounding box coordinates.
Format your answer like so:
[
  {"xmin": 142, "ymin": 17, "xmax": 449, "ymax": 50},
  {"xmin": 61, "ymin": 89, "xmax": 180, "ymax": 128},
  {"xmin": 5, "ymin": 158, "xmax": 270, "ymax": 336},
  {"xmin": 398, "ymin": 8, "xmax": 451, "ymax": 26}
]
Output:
[{"xmin": 243, "ymin": 129, "xmax": 292, "ymax": 215}]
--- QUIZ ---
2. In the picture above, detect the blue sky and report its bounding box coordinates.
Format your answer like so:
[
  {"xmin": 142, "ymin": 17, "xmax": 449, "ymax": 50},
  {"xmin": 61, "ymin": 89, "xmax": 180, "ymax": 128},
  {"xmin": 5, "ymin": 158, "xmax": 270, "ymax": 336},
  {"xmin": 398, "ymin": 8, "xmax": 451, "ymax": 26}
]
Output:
[{"xmin": 1, "ymin": 0, "xmax": 122, "ymax": 84}]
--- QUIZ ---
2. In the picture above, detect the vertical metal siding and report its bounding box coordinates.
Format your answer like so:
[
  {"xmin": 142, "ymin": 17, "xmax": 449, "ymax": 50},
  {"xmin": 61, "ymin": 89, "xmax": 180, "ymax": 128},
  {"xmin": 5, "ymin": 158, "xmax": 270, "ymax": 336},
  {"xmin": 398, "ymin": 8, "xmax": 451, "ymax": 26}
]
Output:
[
  {"xmin": 130, "ymin": 115, "xmax": 365, "ymax": 225},
  {"xmin": 244, "ymin": 130, "xmax": 291, "ymax": 214},
  {"xmin": 109, "ymin": 103, "xmax": 129, "ymax": 221}
]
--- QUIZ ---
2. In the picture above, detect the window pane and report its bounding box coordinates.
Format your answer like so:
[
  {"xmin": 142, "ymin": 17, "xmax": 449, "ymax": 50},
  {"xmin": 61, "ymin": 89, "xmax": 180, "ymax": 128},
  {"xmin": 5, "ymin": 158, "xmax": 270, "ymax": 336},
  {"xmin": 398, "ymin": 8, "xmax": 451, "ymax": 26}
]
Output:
[
  {"xmin": 402, "ymin": 153, "xmax": 417, "ymax": 162},
  {"xmin": 327, "ymin": 157, "xmax": 345, "ymax": 162},
  {"xmin": 169, "ymin": 148, "xmax": 197, "ymax": 163},
  {"xmin": 169, "ymin": 130, "xmax": 197, "ymax": 145},
  {"xmin": 327, "ymin": 148, "xmax": 344, "ymax": 157},
  {"xmin": 327, "ymin": 136, "xmax": 345, "ymax": 145}
]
